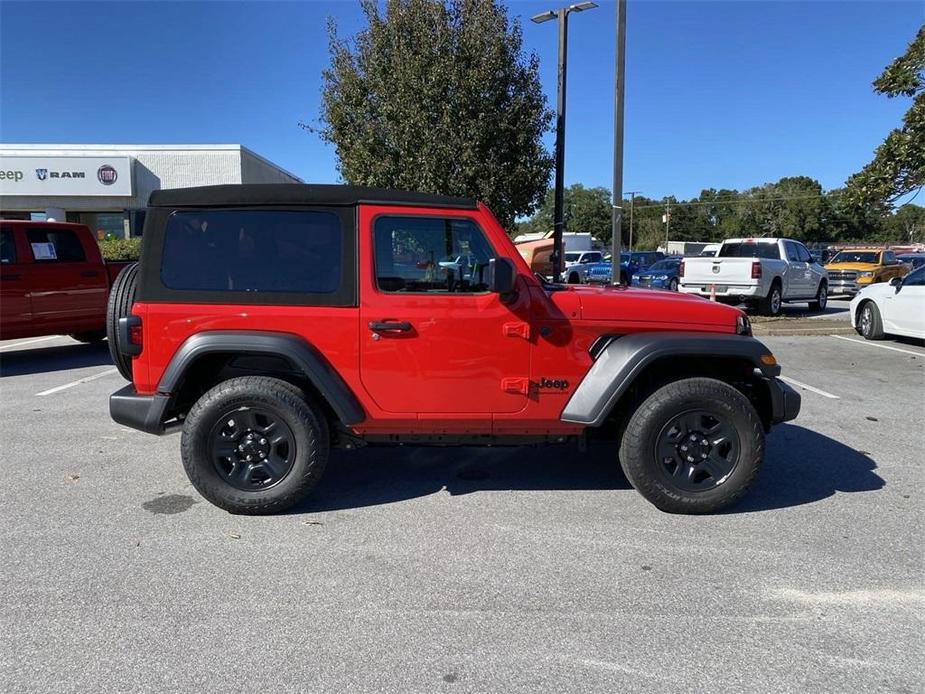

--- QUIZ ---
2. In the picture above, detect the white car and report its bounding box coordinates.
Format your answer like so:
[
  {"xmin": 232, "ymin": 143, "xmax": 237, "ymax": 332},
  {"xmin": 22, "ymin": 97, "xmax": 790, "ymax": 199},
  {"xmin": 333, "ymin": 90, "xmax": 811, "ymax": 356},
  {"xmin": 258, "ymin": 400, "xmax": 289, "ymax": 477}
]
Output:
[{"xmin": 850, "ymin": 265, "xmax": 925, "ymax": 340}]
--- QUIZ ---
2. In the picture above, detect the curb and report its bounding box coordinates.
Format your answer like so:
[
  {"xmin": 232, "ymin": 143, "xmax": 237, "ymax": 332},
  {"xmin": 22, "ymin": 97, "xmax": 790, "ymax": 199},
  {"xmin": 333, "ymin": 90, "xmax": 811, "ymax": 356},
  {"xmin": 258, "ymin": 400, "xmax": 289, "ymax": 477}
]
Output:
[{"xmin": 752, "ymin": 320, "xmax": 856, "ymax": 337}]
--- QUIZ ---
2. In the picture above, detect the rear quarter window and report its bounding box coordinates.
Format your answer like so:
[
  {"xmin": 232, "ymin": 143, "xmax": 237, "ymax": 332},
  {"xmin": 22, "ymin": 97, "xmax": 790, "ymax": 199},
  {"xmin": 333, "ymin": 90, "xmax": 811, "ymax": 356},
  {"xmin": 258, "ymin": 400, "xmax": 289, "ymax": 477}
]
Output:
[{"xmin": 161, "ymin": 209, "xmax": 342, "ymax": 294}]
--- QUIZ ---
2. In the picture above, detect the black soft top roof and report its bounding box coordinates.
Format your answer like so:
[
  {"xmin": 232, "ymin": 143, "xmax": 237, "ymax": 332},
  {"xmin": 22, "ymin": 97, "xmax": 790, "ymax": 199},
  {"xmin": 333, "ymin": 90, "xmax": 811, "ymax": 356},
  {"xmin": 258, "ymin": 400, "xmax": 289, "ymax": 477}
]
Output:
[{"xmin": 148, "ymin": 184, "xmax": 478, "ymax": 210}]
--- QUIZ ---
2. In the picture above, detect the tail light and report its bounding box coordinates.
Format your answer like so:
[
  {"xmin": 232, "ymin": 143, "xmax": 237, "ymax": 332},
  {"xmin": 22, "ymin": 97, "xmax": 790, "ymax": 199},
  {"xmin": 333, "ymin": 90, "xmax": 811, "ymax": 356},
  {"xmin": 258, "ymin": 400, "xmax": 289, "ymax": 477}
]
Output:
[
  {"xmin": 119, "ymin": 316, "xmax": 143, "ymax": 357},
  {"xmin": 679, "ymin": 260, "xmax": 685, "ymax": 277},
  {"xmin": 751, "ymin": 261, "xmax": 762, "ymax": 279}
]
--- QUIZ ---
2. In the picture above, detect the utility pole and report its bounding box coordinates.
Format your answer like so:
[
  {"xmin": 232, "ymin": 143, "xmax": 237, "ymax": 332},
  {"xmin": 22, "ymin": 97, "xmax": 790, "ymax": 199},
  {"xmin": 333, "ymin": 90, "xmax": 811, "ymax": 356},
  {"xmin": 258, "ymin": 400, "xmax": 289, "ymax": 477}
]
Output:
[
  {"xmin": 611, "ymin": 0, "xmax": 627, "ymax": 284},
  {"xmin": 664, "ymin": 199, "xmax": 671, "ymax": 252},
  {"xmin": 532, "ymin": 3, "xmax": 598, "ymax": 283},
  {"xmin": 625, "ymin": 190, "xmax": 640, "ymax": 253}
]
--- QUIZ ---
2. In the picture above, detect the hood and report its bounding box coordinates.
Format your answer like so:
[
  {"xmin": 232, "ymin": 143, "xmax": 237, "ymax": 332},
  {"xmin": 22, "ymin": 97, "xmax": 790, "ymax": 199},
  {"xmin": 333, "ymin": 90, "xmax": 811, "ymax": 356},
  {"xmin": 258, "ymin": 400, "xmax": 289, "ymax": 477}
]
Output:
[
  {"xmin": 562, "ymin": 285, "xmax": 741, "ymax": 328},
  {"xmin": 825, "ymin": 262, "xmax": 881, "ymax": 271}
]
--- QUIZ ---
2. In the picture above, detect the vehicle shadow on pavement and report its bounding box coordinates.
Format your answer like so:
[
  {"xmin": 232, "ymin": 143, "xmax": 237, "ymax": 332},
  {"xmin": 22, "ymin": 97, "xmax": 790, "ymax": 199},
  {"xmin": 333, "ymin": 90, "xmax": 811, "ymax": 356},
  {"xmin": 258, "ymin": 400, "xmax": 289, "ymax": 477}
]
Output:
[
  {"xmin": 294, "ymin": 444, "xmax": 630, "ymax": 513},
  {"xmin": 729, "ymin": 423, "xmax": 885, "ymax": 513},
  {"xmin": 0, "ymin": 342, "xmax": 113, "ymax": 377}
]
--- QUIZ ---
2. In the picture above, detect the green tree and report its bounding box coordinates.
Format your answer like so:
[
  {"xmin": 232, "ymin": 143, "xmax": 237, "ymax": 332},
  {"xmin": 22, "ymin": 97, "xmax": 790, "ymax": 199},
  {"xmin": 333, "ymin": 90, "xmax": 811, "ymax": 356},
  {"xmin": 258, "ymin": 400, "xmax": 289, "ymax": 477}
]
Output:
[
  {"xmin": 737, "ymin": 176, "xmax": 829, "ymax": 241},
  {"xmin": 517, "ymin": 184, "xmax": 613, "ymax": 239},
  {"xmin": 845, "ymin": 25, "xmax": 925, "ymax": 208},
  {"xmin": 317, "ymin": 0, "xmax": 553, "ymax": 229},
  {"xmin": 881, "ymin": 203, "xmax": 925, "ymax": 243}
]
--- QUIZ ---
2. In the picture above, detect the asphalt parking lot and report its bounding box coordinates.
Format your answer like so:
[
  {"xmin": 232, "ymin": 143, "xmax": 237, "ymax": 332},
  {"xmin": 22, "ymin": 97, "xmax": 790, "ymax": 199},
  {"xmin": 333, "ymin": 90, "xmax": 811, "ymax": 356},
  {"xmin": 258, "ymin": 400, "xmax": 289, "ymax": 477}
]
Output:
[{"xmin": 1, "ymin": 333, "xmax": 922, "ymax": 693}]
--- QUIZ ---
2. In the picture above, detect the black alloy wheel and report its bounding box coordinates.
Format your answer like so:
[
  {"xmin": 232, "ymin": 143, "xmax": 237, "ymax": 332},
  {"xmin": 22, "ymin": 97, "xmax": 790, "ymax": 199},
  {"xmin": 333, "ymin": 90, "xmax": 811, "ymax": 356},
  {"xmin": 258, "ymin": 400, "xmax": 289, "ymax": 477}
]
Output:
[
  {"xmin": 654, "ymin": 410, "xmax": 740, "ymax": 492},
  {"xmin": 209, "ymin": 407, "xmax": 297, "ymax": 491}
]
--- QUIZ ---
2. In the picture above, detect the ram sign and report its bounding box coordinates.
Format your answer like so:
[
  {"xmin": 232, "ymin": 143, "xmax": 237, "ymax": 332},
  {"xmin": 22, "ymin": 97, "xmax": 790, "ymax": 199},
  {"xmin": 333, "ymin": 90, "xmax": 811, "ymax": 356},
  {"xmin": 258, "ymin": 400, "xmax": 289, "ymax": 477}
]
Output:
[{"xmin": 0, "ymin": 156, "xmax": 133, "ymax": 196}]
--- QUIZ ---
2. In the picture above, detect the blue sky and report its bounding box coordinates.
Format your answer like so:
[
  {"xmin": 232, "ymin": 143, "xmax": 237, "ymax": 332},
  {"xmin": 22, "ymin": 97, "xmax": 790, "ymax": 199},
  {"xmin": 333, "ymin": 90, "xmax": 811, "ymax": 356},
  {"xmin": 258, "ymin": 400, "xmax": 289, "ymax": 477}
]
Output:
[{"xmin": 1, "ymin": 1, "xmax": 921, "ymax": 201}]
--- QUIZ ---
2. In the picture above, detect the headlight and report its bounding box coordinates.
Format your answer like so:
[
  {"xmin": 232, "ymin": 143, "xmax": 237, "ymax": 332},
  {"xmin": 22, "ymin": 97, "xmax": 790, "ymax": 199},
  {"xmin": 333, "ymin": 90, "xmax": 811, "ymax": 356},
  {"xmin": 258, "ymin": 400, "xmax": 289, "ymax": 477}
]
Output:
[
  {"xmin": 655, "ymin": 274, "xmax": 669, "ymax": 280},
  {"xmin": 736, "ymin": 314, "xmax": 752, "ymax": 336},
  {"xmin": 859, "ymin": 271, "xmax": 874, "ymax": 278}
]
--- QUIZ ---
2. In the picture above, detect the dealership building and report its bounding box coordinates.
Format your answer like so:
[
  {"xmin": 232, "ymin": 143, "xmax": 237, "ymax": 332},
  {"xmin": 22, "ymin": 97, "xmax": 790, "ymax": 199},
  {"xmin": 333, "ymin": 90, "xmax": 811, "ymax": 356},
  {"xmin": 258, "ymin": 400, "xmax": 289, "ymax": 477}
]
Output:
[{"xmin": 0, "ymin": 144, "xmax": 302, "ymax": 237}]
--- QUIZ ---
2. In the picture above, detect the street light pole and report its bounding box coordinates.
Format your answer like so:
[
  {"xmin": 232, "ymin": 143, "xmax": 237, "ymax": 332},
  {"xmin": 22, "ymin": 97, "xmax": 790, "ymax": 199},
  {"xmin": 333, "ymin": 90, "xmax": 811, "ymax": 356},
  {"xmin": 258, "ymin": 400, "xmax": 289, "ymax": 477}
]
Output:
[
  {"xmin": 532, "ymin": 2, "xmax": 597, "ymax": 283},
  {"xmin": 611, "ymin": 0, "xmax": 626, "ymax": 284},
  {"xmin": 553, "ymin": 7, "xmax": 569, "ymax": 283}
]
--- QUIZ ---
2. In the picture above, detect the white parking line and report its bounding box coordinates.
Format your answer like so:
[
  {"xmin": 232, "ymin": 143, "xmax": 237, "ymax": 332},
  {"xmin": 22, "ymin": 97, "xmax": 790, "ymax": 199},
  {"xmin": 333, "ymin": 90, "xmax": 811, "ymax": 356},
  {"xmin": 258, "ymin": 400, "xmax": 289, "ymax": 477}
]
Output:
[
  {"xmin": 36, "ymin": 368, "xmax": 118, "ymax": 397},
  {"xmin": 0, "ymin": 335, "xmax": 63, "ymax": 351},
  {"xmin": 830, "ymin": 334, "xmax": 925, "ymax": 357},
  {"xmin": 779, "ymin": 376, "xmax": 840, "ymax": 399}
]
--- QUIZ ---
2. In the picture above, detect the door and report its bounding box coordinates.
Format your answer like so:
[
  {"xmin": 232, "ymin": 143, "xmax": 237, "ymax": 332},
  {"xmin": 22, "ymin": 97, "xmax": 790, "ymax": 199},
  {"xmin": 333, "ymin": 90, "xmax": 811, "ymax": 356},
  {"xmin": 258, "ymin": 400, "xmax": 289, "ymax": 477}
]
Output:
[
  {"xmin": 359, "ymin": 210, "xmax": 531, "ymax": 415},
  {"xmin": 795, "ymin": 242, "xmax": 820, "ymax": 296},
  {"xmin": 783, "ymin": 241, "xmax": 810, "ymax": 297},
  {"xmin": 883, "ymin": 266, "xmax": 925, "ymax": 337},
  {"xmin": 25, "ymin": 225, "xmax": 108, "ymax": 333},
  {"xmin": 0, "ymin": 225, "xmax": 32, "ymax": 337}
]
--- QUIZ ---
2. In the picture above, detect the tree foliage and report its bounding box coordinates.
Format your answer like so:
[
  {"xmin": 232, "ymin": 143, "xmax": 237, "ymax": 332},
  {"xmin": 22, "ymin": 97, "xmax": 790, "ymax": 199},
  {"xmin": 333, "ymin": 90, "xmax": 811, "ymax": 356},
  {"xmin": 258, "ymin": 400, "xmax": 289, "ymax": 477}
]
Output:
[
  {"xmin": 516, "ymin": 177, "xmax": 925, "ymax": 247},
  {"xmin": 515, "ymin": 184, "xmax": 613, "ymax": 239},
  {"xmin": 318, "ymin": 0, "xmax": 553, "ymax": 228},
  {"xmin": 845, "ymin": 25, "xmax": 925, "ymax": 208}
]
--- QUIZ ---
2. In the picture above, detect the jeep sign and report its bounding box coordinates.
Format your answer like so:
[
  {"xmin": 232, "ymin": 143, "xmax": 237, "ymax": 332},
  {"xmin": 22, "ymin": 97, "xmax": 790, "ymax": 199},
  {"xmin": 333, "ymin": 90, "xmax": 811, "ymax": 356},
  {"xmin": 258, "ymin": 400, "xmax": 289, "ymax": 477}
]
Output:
[{"xmin": 0, "ymin": 156, "xmax": 132, "ymax": 196}]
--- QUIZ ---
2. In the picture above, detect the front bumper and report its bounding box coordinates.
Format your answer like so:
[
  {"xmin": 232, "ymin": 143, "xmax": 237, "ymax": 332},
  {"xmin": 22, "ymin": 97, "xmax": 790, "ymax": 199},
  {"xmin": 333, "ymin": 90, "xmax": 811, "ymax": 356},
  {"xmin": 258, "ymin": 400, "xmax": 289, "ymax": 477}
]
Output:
[
  {"xmin": 828, "ymin": 280, "xmax": 859, "ymax": 295},
  {"xmin": 767, "ymin": 377, "xmax": 801, "ymax": 426},
  {"xmin": 110, "ymin": 385, "xmax": 172, "ymax": 435}
]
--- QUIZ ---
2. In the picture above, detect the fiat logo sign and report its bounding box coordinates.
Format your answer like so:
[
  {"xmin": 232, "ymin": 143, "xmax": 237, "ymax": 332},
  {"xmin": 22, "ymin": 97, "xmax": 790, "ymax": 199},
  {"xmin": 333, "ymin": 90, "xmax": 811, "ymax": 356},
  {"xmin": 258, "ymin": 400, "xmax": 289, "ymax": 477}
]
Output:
[{"xmin": 97, "ymin": 165, "xmax": 118, "ymax": 185}]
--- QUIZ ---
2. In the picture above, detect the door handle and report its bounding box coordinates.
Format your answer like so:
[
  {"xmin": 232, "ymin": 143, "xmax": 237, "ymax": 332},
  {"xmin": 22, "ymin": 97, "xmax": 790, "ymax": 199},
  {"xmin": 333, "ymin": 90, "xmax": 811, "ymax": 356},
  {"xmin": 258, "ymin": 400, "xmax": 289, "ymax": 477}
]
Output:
[
  {"xmin": 81, "ymin": 270, "xmax": 100, "ymax": 277},
  {"xmin": 368, "ymin": 321, "xmax": 412, "ymax": 332}
]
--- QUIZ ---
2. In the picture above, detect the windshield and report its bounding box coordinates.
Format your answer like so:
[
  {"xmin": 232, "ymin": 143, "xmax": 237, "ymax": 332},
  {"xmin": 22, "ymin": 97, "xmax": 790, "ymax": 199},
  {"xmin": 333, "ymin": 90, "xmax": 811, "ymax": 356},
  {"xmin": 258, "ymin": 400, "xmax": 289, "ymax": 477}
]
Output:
[
  {"xmin": 564, "ymin": 252, "xmax": 581, "ymax": 262},
  {"xmin": 830, "ymin": 251, "xmax": 880, "ymax": 264},
  {"xmin": 718, "ymin": 242, "xmax": 780, "ymax": 260},
  {"xmin": 647, "ymin": 259, "xmax": 679, "ymax": 272}
]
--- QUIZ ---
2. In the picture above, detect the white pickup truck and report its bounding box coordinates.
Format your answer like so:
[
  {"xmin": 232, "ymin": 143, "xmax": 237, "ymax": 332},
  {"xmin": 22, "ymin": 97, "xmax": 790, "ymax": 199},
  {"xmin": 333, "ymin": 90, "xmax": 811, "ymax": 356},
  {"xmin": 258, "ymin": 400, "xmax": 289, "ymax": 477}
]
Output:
[{"xmin": 678, "ymin": 237, "xmax": 829, "ymax": 316}]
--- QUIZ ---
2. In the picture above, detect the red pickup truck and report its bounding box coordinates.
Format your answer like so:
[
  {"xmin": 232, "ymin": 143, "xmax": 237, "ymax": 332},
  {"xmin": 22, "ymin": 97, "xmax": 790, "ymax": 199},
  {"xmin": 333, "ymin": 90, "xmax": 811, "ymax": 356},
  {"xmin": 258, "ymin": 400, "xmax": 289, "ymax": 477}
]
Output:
[{"xmin": 0, "ymin": 220, "xmax": 131, "ymax": 342}]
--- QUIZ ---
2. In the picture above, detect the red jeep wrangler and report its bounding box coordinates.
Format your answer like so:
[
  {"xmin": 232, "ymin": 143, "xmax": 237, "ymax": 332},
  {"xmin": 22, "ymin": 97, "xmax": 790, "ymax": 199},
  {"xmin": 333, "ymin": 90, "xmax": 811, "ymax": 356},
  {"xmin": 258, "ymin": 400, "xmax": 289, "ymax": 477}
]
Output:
[{"xmin": 109, "ymin": 184, "xmax": 800, "ymax": 515}]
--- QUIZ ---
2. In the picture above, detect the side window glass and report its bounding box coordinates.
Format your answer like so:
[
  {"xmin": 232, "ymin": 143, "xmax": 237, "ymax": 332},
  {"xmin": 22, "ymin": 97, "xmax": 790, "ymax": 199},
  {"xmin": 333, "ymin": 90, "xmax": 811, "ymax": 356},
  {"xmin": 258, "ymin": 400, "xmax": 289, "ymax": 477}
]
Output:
[
  {"xmin": 884, "ymin": 250, "xmax": 895, "ymax": 265},
  {"xmin": 374, "ymin": 216, "xmax": 495, "ymax": 293},
  {"xmin": 798, "ymin": 244, "xmax": 813, "ymax": 263},
  {"xmin": 785, "ymin": 242, "xmax": 800, "ymax": 262},
  {"xmin": 1, "ymin": 229, "xmax": 16, "ymax": 264},
  {"xmin": 26, "ymin": 228, "xmax": 86, "ymax": 262},
  {"xmin": 902, "ymin": 267, "xmax": 924, "ymax": 286}
]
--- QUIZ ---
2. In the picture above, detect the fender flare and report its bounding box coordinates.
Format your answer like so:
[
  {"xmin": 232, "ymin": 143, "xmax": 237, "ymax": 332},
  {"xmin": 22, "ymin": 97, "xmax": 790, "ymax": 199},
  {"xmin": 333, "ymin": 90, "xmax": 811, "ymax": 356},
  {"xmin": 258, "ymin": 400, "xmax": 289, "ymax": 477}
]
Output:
[
  {"xmin": 159, "ymin": 331, "xmax": 365, "ymax": 425},
  {"xmin": 560, "ymin": 332, "xmax": 779, "ymax": 427}
]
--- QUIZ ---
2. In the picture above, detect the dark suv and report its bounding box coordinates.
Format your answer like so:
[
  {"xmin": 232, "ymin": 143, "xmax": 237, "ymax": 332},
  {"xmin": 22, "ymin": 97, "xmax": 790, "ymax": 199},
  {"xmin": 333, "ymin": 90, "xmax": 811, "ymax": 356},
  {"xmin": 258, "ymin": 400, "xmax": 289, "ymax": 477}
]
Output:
[{"xmin": 109, "ymin": 184, "xmax": 799, "ymax": 515}]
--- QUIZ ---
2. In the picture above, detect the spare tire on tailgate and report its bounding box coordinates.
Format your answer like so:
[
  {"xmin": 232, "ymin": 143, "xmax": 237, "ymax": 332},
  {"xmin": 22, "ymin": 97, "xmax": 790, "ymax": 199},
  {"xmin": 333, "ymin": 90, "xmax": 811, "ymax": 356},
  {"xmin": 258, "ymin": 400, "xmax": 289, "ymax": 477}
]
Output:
[{"xmin": 107, "ymin": 263, "xmax": 138, "ymax": 381}]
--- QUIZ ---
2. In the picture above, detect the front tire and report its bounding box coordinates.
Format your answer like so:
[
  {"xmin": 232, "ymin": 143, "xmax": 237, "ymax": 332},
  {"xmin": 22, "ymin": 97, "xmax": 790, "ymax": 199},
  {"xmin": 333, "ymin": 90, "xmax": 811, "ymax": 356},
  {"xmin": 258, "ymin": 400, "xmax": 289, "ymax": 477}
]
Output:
[
  {"xmin": 567, "ymin": 272, "xmax": 580, "ymax": 284},
  {"xmin": 857, "ymin": 301, "xmax": 885, "ymax": 340},
  {"xmin": 618, "ymin": 377, "xmax": 764, "ymax": 514},
  {"xmin": 808, "ymin": 281, "xmax": 827, "ymax": 312},
  {"xmin": 181, "ymin": 376, "xmax": 329, "ymax": 515}
]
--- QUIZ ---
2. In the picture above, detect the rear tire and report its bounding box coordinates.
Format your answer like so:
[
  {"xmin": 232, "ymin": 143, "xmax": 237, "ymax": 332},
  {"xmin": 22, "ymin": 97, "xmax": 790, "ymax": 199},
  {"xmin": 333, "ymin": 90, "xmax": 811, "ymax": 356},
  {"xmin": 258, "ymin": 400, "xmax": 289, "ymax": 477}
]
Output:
[
  {"xmin": 760, "ymin": 281, "xmax": 783, "ymax": 316},
  {"xmin": 106, "ymin": 263, "xmax": 138, "ymax": 380},
  {"xmin": 808, "ymin": 281, "xmax": 827, "ymax": 312},
  {"xmin": 857, "ymin": 300, "xmax": 885, "ymax": 340},
  {"xmin": 668, "ymin": 278, "xmax": 678, "ymax": 292},
  {"xmin": 70, "ymin": 330, "xmax": 106, "ymax": 343},
  {"xmin": 618, "ymin": 377, "xmax": 764, "ymax": 514},
  {"xmin": 181, "ymin": 376, "xmax": 329, "ymax": 515}
]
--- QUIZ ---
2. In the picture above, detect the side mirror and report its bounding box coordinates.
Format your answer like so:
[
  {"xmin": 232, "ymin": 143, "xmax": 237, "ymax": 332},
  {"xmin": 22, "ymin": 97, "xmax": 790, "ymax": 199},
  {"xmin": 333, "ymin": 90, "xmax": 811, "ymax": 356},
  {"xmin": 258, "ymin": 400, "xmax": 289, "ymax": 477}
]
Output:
[
  {"xmin": 890, "ymin": 276, "xmax": 903, "ymax": 289},
  {"xmin": 488, "ymin": 257, "xmax": 517, "ymax": 295}
]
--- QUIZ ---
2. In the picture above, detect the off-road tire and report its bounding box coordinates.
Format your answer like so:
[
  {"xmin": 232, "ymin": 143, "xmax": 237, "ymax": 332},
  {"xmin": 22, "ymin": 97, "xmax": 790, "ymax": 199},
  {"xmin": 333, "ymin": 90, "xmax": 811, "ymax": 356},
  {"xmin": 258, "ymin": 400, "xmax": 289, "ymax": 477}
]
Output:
[
  {"xmin": 181, "ymin": 376, "xmax": 329, "ymax": 515},
  {"xmin": 618, "ymin": 377, "xmax": 764, "ymax": 514},
  {"xmin": 106, "ymin": 263, "xmax": 138, "ymax": 380},
  {"xmin": 856, "ymin": 300, "xmax": 885, "ymax": 340},
  {"xmin": 759, "ymin": 280, "xmax": 783, "ymax": 317},
  {"xmin": 71, "ymin": 330, "xmax": 106, "ymax": 343},
  {"xmin": 808, "ymin": 281, "xmax": 828, "ymax": 312}
]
